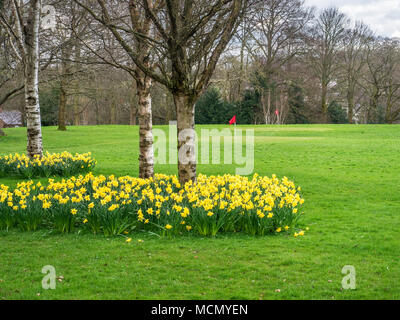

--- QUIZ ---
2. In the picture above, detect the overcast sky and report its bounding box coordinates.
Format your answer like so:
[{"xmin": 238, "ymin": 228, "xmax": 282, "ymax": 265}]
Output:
[{"xmin": 304, "ymin": 0, "xmax": 400, "ymax": 38}]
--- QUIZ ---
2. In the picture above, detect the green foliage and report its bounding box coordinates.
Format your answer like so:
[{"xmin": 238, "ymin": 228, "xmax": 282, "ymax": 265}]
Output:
[
  {"xmin": 39, "ymin": 87, "xmax": 60, "ymax": 126},
  {"xmin": 287, "ymin": 83, "xmax": 310, "ymax": 124},
  {"xmin": 49, "ymin": 204, "xmax": 77, "ymax": 233},
  {"xmin": 235, "ymin": 90, "xmax": 262, "ymax": 124},
  {"xmin": 195, "ymin": 87, "xmax": 236, "ymax": 124},
  {"xmin": 328, "ymin": 100, "xmax": 348, "ymax": 124},
  {"xmin": 0, "ymin": 207, "xmax": 15, "ymax": 230},
  {"xmin": 195, "ymin": 87, "xmax": 264, "ymax": 125},
  {"xmin": 15, "ymin": 202, "xmax": 43, "ymax": 232}
]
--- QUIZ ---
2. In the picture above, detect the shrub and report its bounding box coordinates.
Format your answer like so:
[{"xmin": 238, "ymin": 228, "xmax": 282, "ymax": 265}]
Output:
[
  {"xmin": 328, "ymin": 100, "xmax": 348, "ymax": 124},
  {"xmin": 0, "ymin": 151, "xmax": 96, "ymax": 179},
  {"xmin": 195, "ymin": 87, "xmax": 236, "ymax": 124}
]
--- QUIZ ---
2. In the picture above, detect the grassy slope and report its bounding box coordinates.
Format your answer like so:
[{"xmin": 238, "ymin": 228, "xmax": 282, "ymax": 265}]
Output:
[{"xmin": 0, "ymin": 124, "xmax": 399, "ymax": 300}]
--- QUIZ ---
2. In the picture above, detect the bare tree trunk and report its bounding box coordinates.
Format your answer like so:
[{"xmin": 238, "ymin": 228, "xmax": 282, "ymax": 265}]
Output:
[
  {"xmin": 267, "ymin": 88, "xmax": 272, "ymax": 124},
  {"xmin": 385, "ymin": 87, "xmax": 393, "ymax": 124},
  {"xmin": 277, "ymin": 87, "xmax": 284, "ymax": 124},
  {"xmin": 110, "ymin": 101, "xmax": 117, "ymax": 124},
  {"xmin": 72, "ymin": 42, "xmax": 82, "ymax": 126},
  {"xmin": 260, "ymin": 91, "xmax": 268, "ymax": 124},
  {"xmin": 368, "ymin": 88, "xmax": 380, "ymax": 123},
  {"xmin": 25, "ymin": 0, "xmax": 43, "ymax": 158},
  {"xmin": 58, "ymin": 85, "xmax": 67, "ymax": 130},
  {"xmin": 73, "ymin": 96, "xmax": 80, "ymax": 126},
  {"xmin": 58, "ymin": 47, "xmax": 71, "ymax": 131},
  {"xmin": 130, "ymin": 106, "xmax": 137, "ymax": 125},
  {"xmin": 347, "ymin": 91, "xmax": 354, "ymax": 124},
  {"xmin": 174, "ymin": 93, "xmax": 196, "ymax": 184},
  {"xmin": 237, "ymin": 19, "xmax": 247, "ymax": 99},
  {"xmin": 58, "ymin": 53, "xmax": 69, "ymax": 131},
  {"xmin": 95, "ymin": 99, "xmax": 100, "ymax": 125},
  {"xmin": 130, "ymin": 82, "xmax": 138, "ymax": 125},
  {"xmin": 137, "ymin": 76, "xmax": 154, "ymax": 179},
  {"xmin": 321, "ymin": 82, "xmax": 328, "ymax": 123}
]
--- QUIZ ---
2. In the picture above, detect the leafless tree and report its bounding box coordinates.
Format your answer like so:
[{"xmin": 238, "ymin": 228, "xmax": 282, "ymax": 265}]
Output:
[
  {"xmin": 75, "ymin": 0, "xmax": 248, "ymax": 183},
  {"xmin": 45, "ymin": 1, "xmax": 91, "ymax": 131},
  {"xmin": 339, "ymin": 21, "xmax": 373, "ymax": 123},
  {"xmin": 0, "ymin": 17, "xmax": 24, "ymax": 108},
  {"xmin": 0, "ymin": 0, "xmax": 45, "ymax": 157},
  {"xmin": 308, "ymin": 7, "xmax": 348, "ymax": 122},
  {"xmin": 246, "ymin": 0, "xmax": 314, "ymax": 124},
  {"xmin": 362, "ymin": 38, "xmax": 400, "ymax": 123},
  {"xmin": 73, "ymin": 0, "xmax": 165, "ymax": 178}
]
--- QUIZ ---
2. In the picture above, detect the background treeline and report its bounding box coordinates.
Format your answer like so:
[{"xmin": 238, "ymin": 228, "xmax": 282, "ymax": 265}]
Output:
[{"xmin": 1, "ymin": 0, "xmax": 400, "ymax": 126}]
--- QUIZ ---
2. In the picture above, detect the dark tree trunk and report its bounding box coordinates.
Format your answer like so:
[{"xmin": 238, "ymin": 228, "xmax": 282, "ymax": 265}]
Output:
[
  {"xmin": 58, "ymin": 45, "xmax": 71, "ymax": 131},
  {"xmin": 347, "ymin": 91, "xmax": 354, "ymax": 124},
  {"xmin": 73, "ymin": 102, "xmax": 80, "ymax": 126},
  {"xmin": 110, "ymin": 101, "xmax": 117, "ymax": 124},
  {"xmin": 58, "ymin": 86, "xmax": 67, "ymax": 131},
  {"xmin": 130, "ymin": 107, "xmax": 137, "ymax": 125},
  {"xmin": 321, "ymin": 82, "xmax": 328, "ymax": 123}
]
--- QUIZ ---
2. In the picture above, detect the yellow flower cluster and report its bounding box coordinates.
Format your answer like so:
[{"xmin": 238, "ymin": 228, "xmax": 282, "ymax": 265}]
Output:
[
  {"xmin": 0, "ymin": 173, "xmax": 306, "ymax": 237},
  {"xmin": 0, "ymin": 151, "xmax": 96, "ymax": 179}
]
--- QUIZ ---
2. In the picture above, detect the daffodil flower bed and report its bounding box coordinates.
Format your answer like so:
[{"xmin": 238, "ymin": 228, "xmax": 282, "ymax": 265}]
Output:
[
  {"xmin": 0, "ymin": 173, "xmax": 306, "ymax": 237},
  {"xmin": 0, "ymin": 152, "xmax": 96, "ymax": 179}
]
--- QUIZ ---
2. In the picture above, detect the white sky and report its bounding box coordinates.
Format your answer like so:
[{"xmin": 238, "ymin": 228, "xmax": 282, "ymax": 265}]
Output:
[{"xmin": 304, "ymin": 0, "xmax": 400, "ymax": 38}]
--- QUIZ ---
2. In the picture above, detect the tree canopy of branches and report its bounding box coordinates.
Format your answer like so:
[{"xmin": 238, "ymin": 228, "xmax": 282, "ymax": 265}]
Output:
[{"xmin": 74, "ymin": 0, "xmax": 248, "ymax": 183}]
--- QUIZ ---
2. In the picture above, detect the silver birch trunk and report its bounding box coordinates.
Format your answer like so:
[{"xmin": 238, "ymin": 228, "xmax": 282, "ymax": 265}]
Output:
[
  {"xmin": 137, "ymin": 75, "xmax": 154, "ymax": 179},
  {"xmin": 174, "ymin": 94, "xmax": 196, "ymax": 184},
  {"xmin": 24, "ymin": 0, "xmax": 43, "ymax": 158}
]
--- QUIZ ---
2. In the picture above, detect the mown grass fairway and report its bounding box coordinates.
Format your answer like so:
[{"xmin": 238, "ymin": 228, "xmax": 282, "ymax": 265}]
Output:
[{"xmin": 0, "ymin": 125, "xmax": 399, "ymax": 299}]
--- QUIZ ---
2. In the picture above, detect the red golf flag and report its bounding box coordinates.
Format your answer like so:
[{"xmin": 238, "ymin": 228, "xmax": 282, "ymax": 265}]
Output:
[
  {"xmin": 275, "ymin": 110, "xmax": 279, "ymax": 116},
  {"xmin": 229, "ymin": 115, "xmax": 237, "ymax": 125}
]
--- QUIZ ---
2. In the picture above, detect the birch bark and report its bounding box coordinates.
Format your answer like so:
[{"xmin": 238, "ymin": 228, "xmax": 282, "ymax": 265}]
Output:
[{"xmin": 24, "ymin": 0, "xmax": 43, "ymax": 158}]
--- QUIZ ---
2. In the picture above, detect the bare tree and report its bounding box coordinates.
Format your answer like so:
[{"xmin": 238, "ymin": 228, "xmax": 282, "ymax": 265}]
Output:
[
  {"xmin": 1, "ymin": 0, "xmax": 44, "ymax": 157},
  {"xmin": 382, "ymin": 45, "xmax": 400, "ymax": 124},
  {"xmin": 360, "ymin": 38, "xmax": 390, "ymax": 123},
  {"xmin": 246, "ymin": 0, "xmax": 314, "ymax": 124},
  {"xmin": 73, "ymin": 0, "xmax": 162, "ymax": 178},
  {"xmin": 309, "ymin": 7, "xmax": 348, "ymax": 122},
  {"xmin": 48, "ymin": 1, "xmax": 90, "ymax": 131},
  {"xmin": 364, "ymin": 39, "xmax": 400, "ymax": 124},
  {"xmin": 340, "ymin": 21, "xmax": 372, "ymax": 123},
  {"xmin": 0, "ymin": 19, "xmax": 24, "ymax": 108},
  {"xmin": 76, "ymin": 0, "xmax": 247, "ymax": 183}
]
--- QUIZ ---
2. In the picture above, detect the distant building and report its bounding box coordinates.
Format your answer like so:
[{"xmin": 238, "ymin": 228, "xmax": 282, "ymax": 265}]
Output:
[{"xmin": 0, "ymin": 109, "xmax": 23, "ymax": 128}]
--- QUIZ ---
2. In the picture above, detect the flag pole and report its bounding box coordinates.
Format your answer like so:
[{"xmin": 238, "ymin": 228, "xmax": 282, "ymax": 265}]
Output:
[{"xmin": 229, "ymin": 115, "xmax": 237, "ymax": 136}]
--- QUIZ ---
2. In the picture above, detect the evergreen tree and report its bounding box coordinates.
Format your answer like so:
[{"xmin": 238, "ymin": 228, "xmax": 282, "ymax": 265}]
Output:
[
  {"xmin": 287, "ymin": 83, "xmax": 309, "ymax": 124},
  {"xmin": 195, "ymin": 87, "xmax": 236, "ymax": 124},
  {"xmin": 328, "ymin": 100, "xmax": 348, "ymax": 124}
]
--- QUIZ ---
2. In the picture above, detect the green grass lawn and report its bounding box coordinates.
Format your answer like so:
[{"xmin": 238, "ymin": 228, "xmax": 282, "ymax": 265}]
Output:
[{"xmin": 0, "ymin": 124, "xmax": 399, "ymax": 299}]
